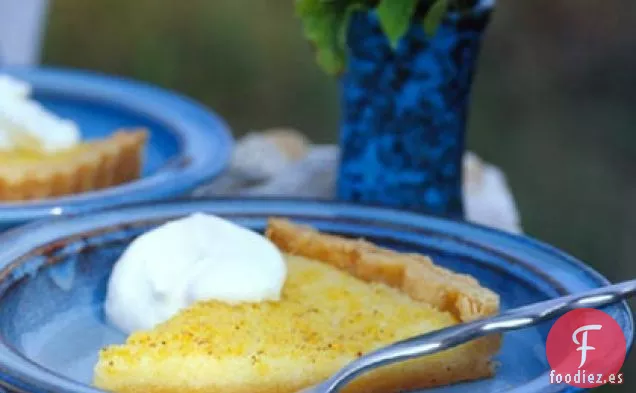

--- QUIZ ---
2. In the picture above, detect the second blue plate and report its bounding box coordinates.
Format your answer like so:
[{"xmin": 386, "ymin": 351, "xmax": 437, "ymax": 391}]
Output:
[{"xmin": 0, "ymin": 67, "xmax": 234, "ymax": 230}]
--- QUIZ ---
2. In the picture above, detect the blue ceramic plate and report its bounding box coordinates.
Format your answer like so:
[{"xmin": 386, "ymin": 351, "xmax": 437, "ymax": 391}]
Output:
[
  {"xmin": 0, "ymin": 199, "xmax": 632, "ymax": 393},
  {"xmin": 0, "ymin": 67, "xmax": 233, "ymax": 230}
]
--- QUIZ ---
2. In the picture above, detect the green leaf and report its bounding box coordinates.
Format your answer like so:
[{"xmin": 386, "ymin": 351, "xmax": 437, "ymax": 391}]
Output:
[
  {"xmin": 296, "ymin": 0, "xmax": 343, "ymax": 74},
  {"xmin": 295, "ymin": 0, "xmax": 368, "ymax": 75},
  {"xmin": 376, "ymin": 0, "xmax": 419, "ymax": 49},
  {"xmin": 423, "ymin": 0, "xmax": 450, "ymax": 37}
]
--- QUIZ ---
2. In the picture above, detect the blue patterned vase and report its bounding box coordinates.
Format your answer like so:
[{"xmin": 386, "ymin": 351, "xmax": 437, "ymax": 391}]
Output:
[{"xmin": 337, "ymin": 2, "xmax": 493, "ymax": 219}]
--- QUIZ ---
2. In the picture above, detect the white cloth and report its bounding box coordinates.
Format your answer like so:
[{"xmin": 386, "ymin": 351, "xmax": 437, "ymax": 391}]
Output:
[
  {"xmin": 197, "ymin": 131, "xmax": 523, "ymax": 234},
  {"xmin": 0, "ymin": 0, "xmax": 49, "ymax": 66},
  {"xmin": 462, "ymin": 152, "xmax": 522, "ymax": 233}
]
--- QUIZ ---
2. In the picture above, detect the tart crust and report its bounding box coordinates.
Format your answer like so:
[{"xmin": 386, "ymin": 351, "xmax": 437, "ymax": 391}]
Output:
[
  {"xmin": 94, "ymin": 219, "xmax": 501, "ymax": 393},
  {"xmin": 265, "ymin": 219, "xmax": 501, "ymax": 392},
  {"xmin": 266, "ymin": 219, "xmax": 500, "ymax": 322},
  {"xmin": 0, "ymin": 129, "xmax": 147, "ymax": 201}
]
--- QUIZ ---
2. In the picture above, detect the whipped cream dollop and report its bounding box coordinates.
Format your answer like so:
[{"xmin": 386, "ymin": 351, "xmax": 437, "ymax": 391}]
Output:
[
  {"xmin": 0, "ymin": 74, "xmax": 80, "ymax": 152},
  {"xmin": 104, "ymin": 213, "xmax": 287, "ymax": 334}
]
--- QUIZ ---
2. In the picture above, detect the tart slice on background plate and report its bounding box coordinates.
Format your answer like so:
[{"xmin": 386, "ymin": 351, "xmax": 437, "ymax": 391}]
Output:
[
  {"xmin": 0, "ymin": 129, "xmax": 147, "ymax": 201},
  {"xmin": 0, "ymin": 67, "xmax": 233, "ymax": 230},
  {"xmin": 0, "ymin": 73, "xmax": 148, "ymax": 201},
  {"xmin": 94, "ymin": 219, "xmax": 501, "ymax": 393}
]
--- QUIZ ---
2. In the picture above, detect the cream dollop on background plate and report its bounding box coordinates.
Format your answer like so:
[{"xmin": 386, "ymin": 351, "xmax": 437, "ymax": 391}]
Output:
[
  {"xmin": 104, "ymin": 213, "xmax": 287, "ymax": 334},
  {"xmin": 0, "ymin": 74, "xmax": 80, "ymax": 152}
]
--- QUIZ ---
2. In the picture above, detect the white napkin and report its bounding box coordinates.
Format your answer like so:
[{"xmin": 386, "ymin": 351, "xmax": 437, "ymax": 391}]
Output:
[{"xmin": 197, "ymin": 128, "xmax": 522, "ymax": 234}]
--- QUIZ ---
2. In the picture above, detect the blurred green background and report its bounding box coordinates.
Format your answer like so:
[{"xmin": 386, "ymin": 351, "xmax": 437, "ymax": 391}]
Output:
[{"xmin": 41, "ymin": 0, "xmax": 635, "ymax": 391}]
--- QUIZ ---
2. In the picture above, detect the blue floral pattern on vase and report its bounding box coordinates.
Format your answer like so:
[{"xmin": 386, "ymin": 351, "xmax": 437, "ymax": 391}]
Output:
[{"xmin": 337, "ymin": 6, "xmax": 492, "ymax": 219}]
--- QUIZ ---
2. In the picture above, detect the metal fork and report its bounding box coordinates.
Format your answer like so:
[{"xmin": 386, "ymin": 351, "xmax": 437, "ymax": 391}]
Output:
[{"xmin": 298, "ymin": 279, "xmax": 636, "ymax": 393}]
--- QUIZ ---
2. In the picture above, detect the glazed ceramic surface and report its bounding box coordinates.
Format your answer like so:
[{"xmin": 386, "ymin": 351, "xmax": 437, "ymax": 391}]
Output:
[
  {"xmin": 0, "ymin": 199, "xmax": 632, "ymax": 393},
  {"xmin": 0, "ymin": 67, "xmax": 233, "ymax": 230}
]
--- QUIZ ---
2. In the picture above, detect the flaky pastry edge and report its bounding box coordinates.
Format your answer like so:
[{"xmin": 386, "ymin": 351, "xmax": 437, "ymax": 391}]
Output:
[{"xmin": 265, "ymin": 218, "xmax": 500, "ymax": 323}]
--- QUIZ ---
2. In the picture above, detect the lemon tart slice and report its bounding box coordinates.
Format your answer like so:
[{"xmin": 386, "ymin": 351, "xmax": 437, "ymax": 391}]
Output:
[
  {"xmin": 94, "ymin": 219, "xmax": 501, "ymax": 393},
  {"xmin": 0, "ymin": 129, "xmax": 147, "ymax": 202}
]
